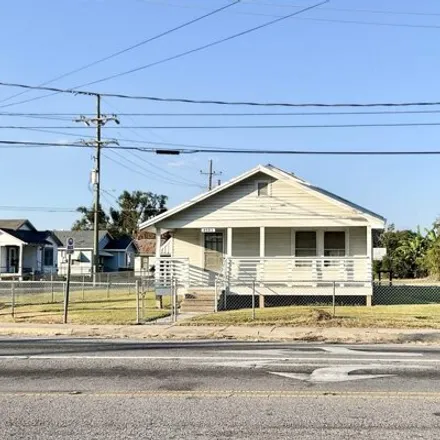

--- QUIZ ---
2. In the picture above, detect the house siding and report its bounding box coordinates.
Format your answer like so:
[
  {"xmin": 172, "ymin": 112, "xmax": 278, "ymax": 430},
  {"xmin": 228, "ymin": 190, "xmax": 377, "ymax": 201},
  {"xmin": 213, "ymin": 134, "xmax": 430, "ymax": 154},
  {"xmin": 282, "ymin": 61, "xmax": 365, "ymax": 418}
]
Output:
[
  {"xmin": 265, "ymin": 228, "xmax": 292, "ymax": 257},
  {"xmin": 173, "ymin": 229, "xmax": 203, "ymax": 267},
  {"xmin": 157, "ymin": 173, "xmax": 366, "ymax": 229},
  {"xmin": 232, "ymin": 228, "xmax": 259, "ymax": 257},
  {"xmin": 349, "ymin": 227, "xmax": 367, "ymax": 256}
]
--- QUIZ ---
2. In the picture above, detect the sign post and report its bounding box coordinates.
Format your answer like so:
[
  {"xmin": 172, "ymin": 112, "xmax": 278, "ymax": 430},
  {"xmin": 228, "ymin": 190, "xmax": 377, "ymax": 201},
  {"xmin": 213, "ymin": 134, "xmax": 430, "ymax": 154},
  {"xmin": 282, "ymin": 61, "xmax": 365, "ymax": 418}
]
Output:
[{"xmin": 63, "ymin": 237, "xmax": 74, "ymax": 324}]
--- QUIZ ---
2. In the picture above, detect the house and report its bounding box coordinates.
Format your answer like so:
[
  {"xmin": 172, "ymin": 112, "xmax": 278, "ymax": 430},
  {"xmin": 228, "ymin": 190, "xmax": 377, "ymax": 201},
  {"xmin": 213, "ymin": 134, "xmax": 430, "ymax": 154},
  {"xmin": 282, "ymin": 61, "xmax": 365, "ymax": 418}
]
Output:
[
  {"xmin": 139, "ymin": 164, "xmax": 386, "ymax": 308},
  {"xmin": 134, "ymin": 236, "xmax": 171, "ymax": 275},
  {"xmin": 0, "ymin": 219, "xmax": 61, "ymax": 279},
  {"xmin": 54, "ymin": 230, "xmax": 137, "ymax": 276}
]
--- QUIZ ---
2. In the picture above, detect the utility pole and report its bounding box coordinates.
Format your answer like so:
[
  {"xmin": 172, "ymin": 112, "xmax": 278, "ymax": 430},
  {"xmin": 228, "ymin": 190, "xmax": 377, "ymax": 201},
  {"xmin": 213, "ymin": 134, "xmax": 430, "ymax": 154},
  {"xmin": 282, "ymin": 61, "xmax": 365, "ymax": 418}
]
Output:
[
  {"xmin": 200, "ymin": 159, "xmax": 222, "ymax": 191},
  {"xmin": 75, "ymin": 95, "xmax": 119, "ymax": 283}
]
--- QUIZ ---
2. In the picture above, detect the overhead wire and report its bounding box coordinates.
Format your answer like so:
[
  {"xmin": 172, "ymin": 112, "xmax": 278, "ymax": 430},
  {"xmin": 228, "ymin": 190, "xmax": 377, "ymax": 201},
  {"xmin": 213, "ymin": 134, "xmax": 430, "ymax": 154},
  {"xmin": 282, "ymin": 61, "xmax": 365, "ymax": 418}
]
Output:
[
  {"xmin": 140, "ymin": 0, "xmax": 440, "ymax": 27},
  {"xmin": 5, "ymin": 122, "xmax": 440, "ymax": 129},
  {"xmin": 0, "ymin": 1, "xmax": 327, "ymax": 109},
  {"xmin": 0, "ymin": 0, "xmax": 241, "ymax": 106},
  {"xmin": 4, "ymin": 81, "xmax": 440, "ymax": 108}
]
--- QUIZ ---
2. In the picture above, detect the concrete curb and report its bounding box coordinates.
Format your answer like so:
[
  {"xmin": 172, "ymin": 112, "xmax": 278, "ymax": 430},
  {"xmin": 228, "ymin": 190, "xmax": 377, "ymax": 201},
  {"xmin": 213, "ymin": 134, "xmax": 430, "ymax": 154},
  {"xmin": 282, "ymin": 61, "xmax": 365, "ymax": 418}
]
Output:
[{"xmin": 1, "ymin": 323, "xmax": 440, "ymax": 344}]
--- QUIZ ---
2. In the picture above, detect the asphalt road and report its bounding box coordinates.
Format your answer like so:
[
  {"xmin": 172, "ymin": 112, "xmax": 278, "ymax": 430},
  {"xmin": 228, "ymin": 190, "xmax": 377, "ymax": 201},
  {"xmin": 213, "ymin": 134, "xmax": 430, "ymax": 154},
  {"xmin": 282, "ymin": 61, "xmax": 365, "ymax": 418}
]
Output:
[{"xmin": 1, "ymin": 338, "xmax": 440, "ymax": 439}]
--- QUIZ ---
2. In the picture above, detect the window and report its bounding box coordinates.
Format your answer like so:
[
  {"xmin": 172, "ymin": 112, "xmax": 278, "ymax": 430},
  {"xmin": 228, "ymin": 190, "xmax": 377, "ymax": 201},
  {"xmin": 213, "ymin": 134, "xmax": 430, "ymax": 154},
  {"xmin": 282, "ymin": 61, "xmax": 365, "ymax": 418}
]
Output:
[
  {"xmin": 43, "ymin": 248, "xmax": 54, "ymax": 266},
  {"xmin": 295, "ymin": 231, "xmax": 316, "ymax": 257},
  {"xmin": 257, "ymin": 181, "xmax": 270, "ymax": 196},
  {"xmin": 324, "ymin": 231, "xmax": 346, "ymax": 257}
]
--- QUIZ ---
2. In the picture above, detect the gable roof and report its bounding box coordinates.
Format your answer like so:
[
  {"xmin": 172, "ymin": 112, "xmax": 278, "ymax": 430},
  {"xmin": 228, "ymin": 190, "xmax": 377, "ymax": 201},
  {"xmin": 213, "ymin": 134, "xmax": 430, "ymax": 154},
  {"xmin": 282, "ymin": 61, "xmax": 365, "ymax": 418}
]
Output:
[
  {"xmin": 140, "ymin": 164, "xmax": 385, "ymax": 230},
  {"xmin": 53, "ymin": 230, "xmax": 109, "ymax": 248},
  {"xmin": 0, "ymin": 229, "xmax": 56, "ymax": 246},
  {"xmin": 104, "ymin": 236, "xmax": 136, "ymax": 251},
  {"xmin": 0, "ymin": 219, "xmax": 36, "ymax": 231}
]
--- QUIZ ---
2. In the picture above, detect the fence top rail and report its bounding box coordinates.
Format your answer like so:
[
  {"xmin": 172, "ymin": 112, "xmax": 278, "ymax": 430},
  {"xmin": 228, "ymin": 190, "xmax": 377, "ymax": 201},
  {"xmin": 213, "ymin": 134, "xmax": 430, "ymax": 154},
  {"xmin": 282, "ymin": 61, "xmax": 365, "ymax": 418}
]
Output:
[
  {"xmin": 225, "ymin": 256, "xmax": 370, "ymax": 261},
  {"xmin": 0, "ymin": 280, "xmax": 137, "ymax": 286},
  {"xmin": 218, "ymin": 279, "xmax": 372, "ymax": 283}
]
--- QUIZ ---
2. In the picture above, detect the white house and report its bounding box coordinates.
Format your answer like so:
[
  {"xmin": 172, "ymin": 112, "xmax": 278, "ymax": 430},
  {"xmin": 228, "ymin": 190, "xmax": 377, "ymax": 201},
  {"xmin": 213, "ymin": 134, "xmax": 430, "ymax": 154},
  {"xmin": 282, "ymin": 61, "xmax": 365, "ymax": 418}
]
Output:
[
  {"xmin": 139, "ymin": 164, "xmax": 386, "ymax": 308},
  {"xmin": 0, "ymin": 219, "xmax": 60, "ymax": 279},
  {"xmin": 54, "ymin": 230, "xmax": 137, "ymax": 276}
]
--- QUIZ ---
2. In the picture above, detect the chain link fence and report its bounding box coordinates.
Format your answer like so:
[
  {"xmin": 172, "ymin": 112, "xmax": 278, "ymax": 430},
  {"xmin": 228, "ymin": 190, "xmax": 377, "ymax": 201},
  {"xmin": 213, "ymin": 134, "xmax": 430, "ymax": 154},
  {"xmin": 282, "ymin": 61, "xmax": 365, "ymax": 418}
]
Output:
[{"xmin": 0, "ymin": 277, "xmax": 178, "ymax": 325}]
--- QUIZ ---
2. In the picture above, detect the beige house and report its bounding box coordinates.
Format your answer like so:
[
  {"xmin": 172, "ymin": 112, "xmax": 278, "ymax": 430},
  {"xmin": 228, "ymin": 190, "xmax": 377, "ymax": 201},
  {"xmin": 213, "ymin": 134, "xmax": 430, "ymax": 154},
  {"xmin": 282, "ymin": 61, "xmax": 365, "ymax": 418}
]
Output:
[{"xmin": 140, "ymin": 164, "xmax": 386, "ymax": 307}]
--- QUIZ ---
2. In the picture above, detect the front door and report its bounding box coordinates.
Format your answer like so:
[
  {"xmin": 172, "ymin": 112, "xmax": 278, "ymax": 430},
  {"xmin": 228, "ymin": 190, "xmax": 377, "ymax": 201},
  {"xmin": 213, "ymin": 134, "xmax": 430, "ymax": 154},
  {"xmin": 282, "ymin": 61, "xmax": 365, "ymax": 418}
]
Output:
[
  {"xmin": 204, "ymin": 232, "xmax": 224, "ymax": 273},
  {"xmin": 7, "ymin": 247, "xmax": 18, "ymax": 273}
]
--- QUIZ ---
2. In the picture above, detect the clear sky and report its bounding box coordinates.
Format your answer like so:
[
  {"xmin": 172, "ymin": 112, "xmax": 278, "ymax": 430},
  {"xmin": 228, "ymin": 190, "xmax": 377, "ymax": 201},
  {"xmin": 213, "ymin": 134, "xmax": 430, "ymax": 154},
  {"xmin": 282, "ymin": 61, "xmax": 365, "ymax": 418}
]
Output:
[{"xmin": 1, "ymin": 0, "xmax": 440, "ymax": 231}]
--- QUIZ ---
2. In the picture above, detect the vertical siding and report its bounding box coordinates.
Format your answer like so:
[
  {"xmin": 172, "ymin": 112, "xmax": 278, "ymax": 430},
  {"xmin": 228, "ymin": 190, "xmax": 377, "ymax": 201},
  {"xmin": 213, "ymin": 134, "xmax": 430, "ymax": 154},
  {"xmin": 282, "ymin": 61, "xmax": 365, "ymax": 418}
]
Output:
[
  {"xmin": 349, "ymin": 227, "xmax": 367, "ymax": 256},
  {"xmin": 265, "ymin": 228, "xmax": 292, "ymax": 256},
  {"xmin": 232, "ymin": 228, "xmax": 259, "ymax": 257},
  {"xmin": 173, "ymin": 229, "xmax": 203, "ymax": 267}
]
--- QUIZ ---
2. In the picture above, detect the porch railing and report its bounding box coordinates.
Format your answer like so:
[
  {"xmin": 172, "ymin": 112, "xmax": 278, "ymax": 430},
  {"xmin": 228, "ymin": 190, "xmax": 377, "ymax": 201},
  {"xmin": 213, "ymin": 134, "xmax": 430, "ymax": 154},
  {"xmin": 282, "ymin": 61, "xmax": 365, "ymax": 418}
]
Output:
[
  {"xmin": 155, "ymin": 256, "xmax": 372, "ymax": 288},
  {"xmin": 223, "ymin": 257, "xmax": 372, "ymax": 285}
]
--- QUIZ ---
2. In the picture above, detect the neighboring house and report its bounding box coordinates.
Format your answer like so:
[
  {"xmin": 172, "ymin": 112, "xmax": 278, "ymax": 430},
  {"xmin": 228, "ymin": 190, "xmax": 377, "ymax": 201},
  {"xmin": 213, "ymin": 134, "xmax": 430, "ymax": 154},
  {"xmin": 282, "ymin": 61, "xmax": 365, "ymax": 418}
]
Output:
[
  {"xmin": 0, "ymin": 219, "xmax": 61, "ymax": 279},
  {"xmin": 134, "ymin": 236, "xmax": 171, "ymax": 274},
  {"xmin": 54, "ymin": 230, "xmax": 137, "ymax": 276},
  {"xmin": 139, "ymin": 164, "xmax": 386, "ymax": 306}
]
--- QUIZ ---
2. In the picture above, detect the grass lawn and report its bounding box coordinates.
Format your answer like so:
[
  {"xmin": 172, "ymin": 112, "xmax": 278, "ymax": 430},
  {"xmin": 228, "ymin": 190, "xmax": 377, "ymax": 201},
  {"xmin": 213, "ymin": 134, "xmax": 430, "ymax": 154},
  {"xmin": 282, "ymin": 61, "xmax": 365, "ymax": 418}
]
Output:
[
  {"xmin": 0, "ymin": 289, "xmax": 171, "ymax": 325},
  {"xmin": 187, "ymin": 304, "xmax": 440, "ymax": 329}
]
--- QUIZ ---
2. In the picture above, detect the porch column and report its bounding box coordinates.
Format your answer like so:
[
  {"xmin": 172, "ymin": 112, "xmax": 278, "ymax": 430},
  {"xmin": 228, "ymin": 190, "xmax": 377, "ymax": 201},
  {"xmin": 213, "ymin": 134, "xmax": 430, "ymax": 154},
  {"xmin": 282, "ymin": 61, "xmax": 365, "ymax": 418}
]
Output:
[
  {"xmin": 19, "ymin": 243, "xmax": 24, "ymax": 279},
  {"xmin": 226, "ymin": 228, "xmax": 233, "ymax": 257},
  {"xmin": 366, "ymin": 225, "xmax": 373, "ymax": 307},
  {"xmin": 259, "ymin": 227, "xmax": 265, "ymax": 257},
  {"xmin": 155, "ymin": 227, "xmax": 163, "ymax": 308},
  {"xmin": 155, "ymin": 227, "xmax": 162, "ymax": 279}
]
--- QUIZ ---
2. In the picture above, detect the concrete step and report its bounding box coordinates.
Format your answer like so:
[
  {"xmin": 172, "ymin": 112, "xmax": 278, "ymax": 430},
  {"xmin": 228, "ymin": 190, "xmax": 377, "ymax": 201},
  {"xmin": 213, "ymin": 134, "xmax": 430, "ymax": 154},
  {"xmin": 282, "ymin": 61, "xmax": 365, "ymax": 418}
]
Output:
[
  {"xmin": 180, "ymin": 306, "xmax": 215, "ymax": 313},
  {"xmin": 185, "ymin": 294, "xmax": 216, "ymax": 301}
]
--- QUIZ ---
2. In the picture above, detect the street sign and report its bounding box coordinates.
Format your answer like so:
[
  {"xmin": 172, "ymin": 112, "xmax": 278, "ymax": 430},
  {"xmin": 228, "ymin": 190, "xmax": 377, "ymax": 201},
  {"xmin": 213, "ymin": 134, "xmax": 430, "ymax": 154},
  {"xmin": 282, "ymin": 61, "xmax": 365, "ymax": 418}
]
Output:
[{"xmin": 66, "ymin": 237, "xmax": 75, "ymax": 255}]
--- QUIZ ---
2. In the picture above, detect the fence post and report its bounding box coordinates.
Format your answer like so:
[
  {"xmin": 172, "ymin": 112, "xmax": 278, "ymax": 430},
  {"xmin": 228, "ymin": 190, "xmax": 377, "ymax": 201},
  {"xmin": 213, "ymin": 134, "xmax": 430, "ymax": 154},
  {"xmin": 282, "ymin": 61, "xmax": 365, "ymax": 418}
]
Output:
[
  {"xmin": 50, "ymin": 273, "xmax": 54, "ymax": 303},
  {"xmin": 106, "ymin": 273, "xmax": 110, "ymax": 299},
  {"xmin": 136, "ymin": 280, "xmax": 141, "ymax": 324},
  {"xmin": 224, "ymin": 285, "xmax": 227, "ymax": 311},
  {"xmin": 332, "ymin": 281, "xmax": 336, "ymax": 317},
  {"xmin": 172, "ymin": 278, "xmax": 178, "ymax": 323},
  {"xmin": 251, "ymin": 280, "xmax": 256, "ymax": 320},
  {"xmin": 82, "ymin": 275, "xmax": 85, "ymax": 301},
  {"xmin": 11, "ymin": 281, "xmax": 15, "ymax": 318},
  {"xmin": 214, "ymin": 277, "xmax": 218, "ymax": 313}
]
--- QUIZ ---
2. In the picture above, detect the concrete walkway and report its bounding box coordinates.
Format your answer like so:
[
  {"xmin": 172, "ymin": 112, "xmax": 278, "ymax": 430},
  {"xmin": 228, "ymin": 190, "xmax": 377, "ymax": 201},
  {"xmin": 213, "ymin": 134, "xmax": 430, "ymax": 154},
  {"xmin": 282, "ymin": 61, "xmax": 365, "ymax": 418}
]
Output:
[{"xmin": 1, "ymin": 322, "xmax": 440, "ymax": 344}]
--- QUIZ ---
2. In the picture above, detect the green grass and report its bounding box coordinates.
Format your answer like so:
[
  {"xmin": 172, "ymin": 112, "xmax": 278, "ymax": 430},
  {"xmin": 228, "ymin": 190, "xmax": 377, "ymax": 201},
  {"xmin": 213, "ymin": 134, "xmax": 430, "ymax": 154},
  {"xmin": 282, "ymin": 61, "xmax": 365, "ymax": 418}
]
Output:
[
  {"xmin": 0, "ymin": 289, "xmax": 171, "ymax": 325},
  {"xmin": 186, "ymin": 304, "xmax": 440, "ymax": 329}
]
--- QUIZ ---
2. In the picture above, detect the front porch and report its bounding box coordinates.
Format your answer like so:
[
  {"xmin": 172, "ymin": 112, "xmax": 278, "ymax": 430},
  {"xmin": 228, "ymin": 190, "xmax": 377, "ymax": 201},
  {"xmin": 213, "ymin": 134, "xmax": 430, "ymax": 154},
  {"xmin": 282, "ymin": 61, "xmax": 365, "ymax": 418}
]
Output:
[{"xmin": 154, "ymin": 226, "xmax": 374, "ymax": 300}]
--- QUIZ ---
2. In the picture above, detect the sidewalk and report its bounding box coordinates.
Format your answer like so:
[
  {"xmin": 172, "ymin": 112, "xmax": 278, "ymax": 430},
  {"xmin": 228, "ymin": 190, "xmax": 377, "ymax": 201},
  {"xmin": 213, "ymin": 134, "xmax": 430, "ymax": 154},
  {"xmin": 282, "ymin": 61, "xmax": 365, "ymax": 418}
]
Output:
[{"xmin": 1, "ymin": 322, "xmax": 440, "ymax": 344}]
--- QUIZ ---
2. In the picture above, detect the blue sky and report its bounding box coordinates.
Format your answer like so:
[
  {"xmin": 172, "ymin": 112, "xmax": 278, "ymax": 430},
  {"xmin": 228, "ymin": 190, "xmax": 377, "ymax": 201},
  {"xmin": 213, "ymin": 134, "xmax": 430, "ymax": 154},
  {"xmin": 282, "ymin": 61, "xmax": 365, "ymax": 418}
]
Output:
[{"xmin": 1, "ymin": 0, "xmax": 440, "ymax": 230}]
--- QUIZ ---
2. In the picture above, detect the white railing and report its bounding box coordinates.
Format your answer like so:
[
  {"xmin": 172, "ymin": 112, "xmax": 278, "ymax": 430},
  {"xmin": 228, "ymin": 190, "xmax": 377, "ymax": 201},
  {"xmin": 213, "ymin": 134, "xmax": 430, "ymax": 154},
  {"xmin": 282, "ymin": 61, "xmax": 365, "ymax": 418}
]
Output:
[
  {"xmin": 156, "ymin": 258, "xmax": 190, "ymax": 287},
  {"xmin": 224, "ymin": 256, "xmax": 372, "ymax": 284}
]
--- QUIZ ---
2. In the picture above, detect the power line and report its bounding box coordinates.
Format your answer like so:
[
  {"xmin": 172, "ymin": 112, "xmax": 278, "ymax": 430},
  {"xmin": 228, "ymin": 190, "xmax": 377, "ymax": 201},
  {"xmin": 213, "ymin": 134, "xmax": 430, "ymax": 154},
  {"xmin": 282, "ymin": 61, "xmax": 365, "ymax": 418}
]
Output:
[
  {"xmin": 141, "ymin": 0, "xmax": 440, "ymax": 28},
  {"xmin": 0, "ymin": 1, "xmax": 241, "ymax": 107},
  {"xmin": 106, "ymin": 148, "xmax": 204, "ymax": 187},
  {"xmin": 0, "ymin": 205, "xmax": 77, "ymax": 212},
  {"xmin": 247, "ymin": 0, "xmax": 440, "ymax": 17},
  {"xmin": 4, "ymin": 80, "xmax": 440, "ymax": 108},
  {"xmin": 7, "ymin": 109, "xmax": 440, "ymax": 117},
  {"xmin": 0, "ymin": 1, "xmax": 327, "ymax": 109},
  {"xmin": 5, "ymin": 121, "xmax": 440, "ymax": 129}
]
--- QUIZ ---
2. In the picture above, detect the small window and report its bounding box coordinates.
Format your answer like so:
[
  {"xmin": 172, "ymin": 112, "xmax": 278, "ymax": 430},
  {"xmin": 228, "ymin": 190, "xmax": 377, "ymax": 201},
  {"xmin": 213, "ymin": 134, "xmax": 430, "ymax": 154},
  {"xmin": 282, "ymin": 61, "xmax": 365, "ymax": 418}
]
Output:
[
  {"xmin": 295, "ymin": 231, "xmax": 316, "ymax": 257},
  {"xmin": 257, "ymin": 181, "xmax": 270, "ymax": 196},
  {"xmin": 43, "ymin": 248, "xmax": 54, "ymax": 266},
  {"xmin": 324, "ymin": 231, "xmax": 345, "ymax": 257}
]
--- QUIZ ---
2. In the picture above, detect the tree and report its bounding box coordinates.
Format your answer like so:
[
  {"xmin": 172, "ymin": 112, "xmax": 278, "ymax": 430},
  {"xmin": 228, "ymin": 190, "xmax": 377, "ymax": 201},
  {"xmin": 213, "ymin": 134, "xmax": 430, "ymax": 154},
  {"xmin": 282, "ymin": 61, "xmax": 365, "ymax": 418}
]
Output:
[
  {"xmin": 72, "ymin": 204, "xmax": 109, "ymax": 231},
  {"xmin": 109, "ymin": 191, "xmax": 167, "ymax": 237}
]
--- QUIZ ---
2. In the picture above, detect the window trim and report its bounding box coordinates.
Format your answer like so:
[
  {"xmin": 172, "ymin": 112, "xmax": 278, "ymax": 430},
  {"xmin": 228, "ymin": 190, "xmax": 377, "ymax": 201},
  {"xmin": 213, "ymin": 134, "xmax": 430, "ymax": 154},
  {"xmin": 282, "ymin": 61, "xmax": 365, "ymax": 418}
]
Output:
[
  {"xmin": 294, "ymin": 230, "xmax": 317, "ymax": 257},
  {"xmin": 256, "ymin": 180, "xmax": 271, "ymax": 197},
  {"xmin": 43, "ymin": 247, "xmax": 54, "ymax": 266}
]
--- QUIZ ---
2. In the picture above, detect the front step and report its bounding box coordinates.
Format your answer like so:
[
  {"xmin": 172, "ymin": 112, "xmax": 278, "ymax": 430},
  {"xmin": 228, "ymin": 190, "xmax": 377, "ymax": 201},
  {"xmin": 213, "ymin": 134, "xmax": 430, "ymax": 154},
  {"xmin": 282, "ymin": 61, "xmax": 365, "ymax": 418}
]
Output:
[{"xmin": 180, "ymin": 290, "xmax": 217, "ymax": 313}]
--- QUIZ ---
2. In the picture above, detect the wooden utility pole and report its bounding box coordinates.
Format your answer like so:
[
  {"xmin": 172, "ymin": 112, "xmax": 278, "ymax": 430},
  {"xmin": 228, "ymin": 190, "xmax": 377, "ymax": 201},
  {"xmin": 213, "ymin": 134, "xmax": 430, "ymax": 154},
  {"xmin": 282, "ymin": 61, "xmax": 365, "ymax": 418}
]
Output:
[
  {"xmin": 93, "ymin": 94, "xmax": 102, "ymax": 285},
  {"xmin": 200, "ymin": 160, "xmax": 222, "ymax": 191},
  {"xmin": 75, "ymin": 95, "xmax": 119, "ymax": 283}
]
